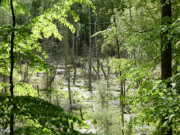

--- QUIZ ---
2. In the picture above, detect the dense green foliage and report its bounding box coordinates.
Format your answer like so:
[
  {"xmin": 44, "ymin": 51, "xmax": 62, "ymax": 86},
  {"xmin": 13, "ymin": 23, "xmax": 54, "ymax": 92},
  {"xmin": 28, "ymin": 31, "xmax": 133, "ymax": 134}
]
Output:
[
  {"xmin": 0, "ymin": 94, "xmax": 87, "ymax": 134},
  {"xmin": 0, "ymin": 0, "xmax": 179, "ymax": 134},
  {"xmin": 0, "ymin": 0, "xmax": 94, "ymax": 134}
]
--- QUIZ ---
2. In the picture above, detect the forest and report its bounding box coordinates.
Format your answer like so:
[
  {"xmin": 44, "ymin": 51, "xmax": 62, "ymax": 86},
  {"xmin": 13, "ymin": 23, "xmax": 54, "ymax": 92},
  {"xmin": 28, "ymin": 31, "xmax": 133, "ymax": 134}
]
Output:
[{"xmin": 0, "ymin": 0, "xmax": 179, "ymax": 135}]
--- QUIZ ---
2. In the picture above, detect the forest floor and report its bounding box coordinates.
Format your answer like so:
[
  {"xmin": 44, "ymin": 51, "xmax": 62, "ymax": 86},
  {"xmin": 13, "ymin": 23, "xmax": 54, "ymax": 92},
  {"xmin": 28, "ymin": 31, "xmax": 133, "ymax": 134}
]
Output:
[{"xmin": 29, "ymin": 58, "xmax": 152, "ymax": 135}]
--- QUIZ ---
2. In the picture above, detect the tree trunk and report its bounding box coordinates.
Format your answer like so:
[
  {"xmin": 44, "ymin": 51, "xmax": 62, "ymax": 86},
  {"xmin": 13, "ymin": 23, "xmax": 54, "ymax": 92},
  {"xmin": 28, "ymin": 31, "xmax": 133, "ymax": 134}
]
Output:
[
  {"xmin": 71, "ymin": 33, "xmax": 77, "ymax": 85},
  {"xmin": 63, "ymin": 29, "xmax": 69, "ymax": 79},
  {"xmin": 88, "ymin": 47, "xmax": 92, "ymax": 92},
  {"xmin": 100, "ymin": 62, "xmax": 106, "ymax": 79},
  {"xmin": 23, "ymin": 64, "xmax": 29, "ymax": 83},
  {"xmin": 37, "ymin": 85, "xmax": 40, "ymax": 98},
  {"xmin": 128, "ymin": 0, "xmax": 132, "ymax": 29},
  {"xmin": 95, "ymin": 16, "xmax": 100, "ymax": 79},
  {"xmin": 10, "ymin": 0, "xmax": 15, "ymax": 134},
  {"xmin": 68, "ymin": 67, "xmax": 73, "ymax": 129},
  {"xmin": 120, "ymin": 71, "xmax": 124, "ymax": 135},
  {"xmin": 161, "ymin": 0, "xmax": 172, "ymax": 134},
  {"xmin": 88, "ymin": 7, "xmax": 92, "ymax": 92},
  {"xmin": 110, "ymin": 1, "xmax": 120, "ymax": 59},
  {"xmin": 56, "ymin": 94, "xmax": 59, "ymax": 106},
  {"xmin": 107, "ymin": 58, "xmax": 110, "ymax": 89},
  {"xmin": 80, "ymin": 107, "xmax": 84, "ymax": 120}
]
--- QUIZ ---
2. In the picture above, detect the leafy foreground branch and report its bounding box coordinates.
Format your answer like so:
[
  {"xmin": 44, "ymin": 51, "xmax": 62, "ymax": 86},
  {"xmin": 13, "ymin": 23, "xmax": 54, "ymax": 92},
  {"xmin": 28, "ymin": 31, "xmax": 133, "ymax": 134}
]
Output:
[
  {"xmin": 125, "ymin": 72, "xmax": 180, "ymax": 135},
  {"xmin": 0, "ymin": 95, "xmax": 93, "ymax": 135}
]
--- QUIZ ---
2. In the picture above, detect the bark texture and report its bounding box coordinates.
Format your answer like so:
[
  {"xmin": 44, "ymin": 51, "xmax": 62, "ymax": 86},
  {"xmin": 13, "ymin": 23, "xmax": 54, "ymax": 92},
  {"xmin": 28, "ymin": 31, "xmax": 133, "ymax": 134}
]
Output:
[{"xmin": 161, "ymin": 0, "xmax": 172, "ymax": 134}]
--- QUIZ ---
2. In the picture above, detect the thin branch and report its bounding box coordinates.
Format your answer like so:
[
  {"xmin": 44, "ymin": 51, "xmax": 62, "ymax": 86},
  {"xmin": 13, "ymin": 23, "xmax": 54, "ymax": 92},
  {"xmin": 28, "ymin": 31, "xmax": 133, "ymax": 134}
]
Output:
[
  {"xmin": 145, "ymin": 4, "xmax": 155, "ymax": 20},
  {"xmin": 134, "ymin": 28, "xmax": 154, "ymax": 33}
]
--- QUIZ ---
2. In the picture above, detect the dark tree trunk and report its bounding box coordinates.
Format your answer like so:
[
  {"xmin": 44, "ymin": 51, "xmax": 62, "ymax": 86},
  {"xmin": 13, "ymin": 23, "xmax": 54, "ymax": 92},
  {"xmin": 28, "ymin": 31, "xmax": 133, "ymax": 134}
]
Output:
[
  {"xmin": 161, "ymin": 0, "xmax": 172, "ymax": 135},
  {"xmin": 10, "ymin": 0, "xmax": 15, "ymax": 134}
]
